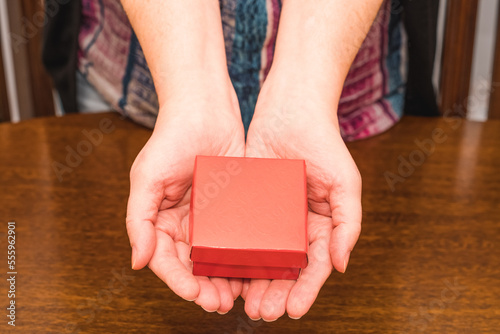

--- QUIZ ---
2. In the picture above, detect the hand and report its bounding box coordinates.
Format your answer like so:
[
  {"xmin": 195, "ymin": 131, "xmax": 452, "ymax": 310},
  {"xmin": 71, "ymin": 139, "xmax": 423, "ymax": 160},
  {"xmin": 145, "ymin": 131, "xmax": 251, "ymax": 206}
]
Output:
[
  {"xmin": 242, "ymin": 80, "xmax": 362, "ymax": 321},
  {"xmin": 126, "ymin": 80, "xmax": 246, "ymax": 314}
]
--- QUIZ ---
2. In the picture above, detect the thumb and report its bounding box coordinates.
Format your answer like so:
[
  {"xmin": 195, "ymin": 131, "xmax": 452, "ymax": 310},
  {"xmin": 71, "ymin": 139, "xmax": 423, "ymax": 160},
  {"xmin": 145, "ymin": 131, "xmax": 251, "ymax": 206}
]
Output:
[
  {"xmin": 126, "ymin": 174, "xmax": 162, "ymax": 270},
  {"xmin": 328, "ymin": 170, "xmax": 362, "ymax": 273}
]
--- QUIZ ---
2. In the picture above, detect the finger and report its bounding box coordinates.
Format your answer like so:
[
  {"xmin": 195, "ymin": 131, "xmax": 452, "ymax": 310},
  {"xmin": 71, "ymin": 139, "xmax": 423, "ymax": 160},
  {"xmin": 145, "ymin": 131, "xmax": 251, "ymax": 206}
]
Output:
[
  {"xmin": 241, "ymin": 279, "xmax": 251, "ymax": 301},
  {"xmin": 210, "ymin": 277, "xmax": 234, "ymax": 314},
  {"xmin": 148, "ymin": 230, "xmax": 200, "ymax": 302},
  {"xmin": 126, "ymin": 176, "xmax": 164, "ymax": 269},
  {"xmin": 229, "ymin": 278, "xmax": 243, "ymax": 300},
  {"xmin": 174, "ymin": 233, "xmax": 196, "ymax": 270},
  {"xmin": 330, "ymin": 220, "xmax": 361, "ymax": 273},
  {"xmin": 329, "ymin": 171, "xmax": 362, "ymax": 273},
  {"xmin": 259, "ymin": 280, "xmax": 295, "ymax": 322},
  {"xmin": 244, "ymin": 279, "xmax": 271, "ymax": 320},
  {"xmin": 194, "ymin": 277, "xmax": 221, "ymax": 312},
  {"xmin": 286, "ymin": 238, "xmax": 333, "ymax": 319}
]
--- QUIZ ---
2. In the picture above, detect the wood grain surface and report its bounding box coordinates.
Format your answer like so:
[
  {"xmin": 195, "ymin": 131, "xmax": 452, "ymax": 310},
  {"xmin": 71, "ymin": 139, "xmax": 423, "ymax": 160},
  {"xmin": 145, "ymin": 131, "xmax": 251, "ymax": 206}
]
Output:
[{"xmin": 0, "ymin": 113, "xmax": 499, "ymax": 333}]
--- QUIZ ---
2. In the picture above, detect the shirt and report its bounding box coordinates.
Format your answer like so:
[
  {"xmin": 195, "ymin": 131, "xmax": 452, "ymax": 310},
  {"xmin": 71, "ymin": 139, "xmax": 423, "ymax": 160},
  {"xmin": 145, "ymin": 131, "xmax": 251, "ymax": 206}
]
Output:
[{"xmin": 78, "ymin": 0, "xmax": 407, "ymax": 141}]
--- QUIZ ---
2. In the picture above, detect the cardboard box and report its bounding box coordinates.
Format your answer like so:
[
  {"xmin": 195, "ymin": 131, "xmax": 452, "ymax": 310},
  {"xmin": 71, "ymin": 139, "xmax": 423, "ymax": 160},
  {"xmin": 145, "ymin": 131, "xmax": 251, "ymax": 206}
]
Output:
[{"xmin": 189, "ymin": 156, "xmax": 308, "ymax": 280}]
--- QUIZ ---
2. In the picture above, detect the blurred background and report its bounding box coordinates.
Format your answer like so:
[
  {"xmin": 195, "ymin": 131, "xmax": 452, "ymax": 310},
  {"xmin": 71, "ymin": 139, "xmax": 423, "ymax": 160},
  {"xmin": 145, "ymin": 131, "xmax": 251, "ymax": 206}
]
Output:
[{"xmin": 1, "ymin": 0, "xmax": 500, "ymax": 123}]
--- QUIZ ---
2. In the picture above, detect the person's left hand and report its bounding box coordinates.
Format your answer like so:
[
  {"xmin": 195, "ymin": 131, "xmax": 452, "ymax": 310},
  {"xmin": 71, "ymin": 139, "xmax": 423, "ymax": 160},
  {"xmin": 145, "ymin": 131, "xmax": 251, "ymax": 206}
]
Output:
[
  {"xmin": 241, "ymin": 79, "xmax": 362, "ymax": 321},
  {"xmin": 126, "ymin": 78, "xmax": 246, "ymax": 314}
]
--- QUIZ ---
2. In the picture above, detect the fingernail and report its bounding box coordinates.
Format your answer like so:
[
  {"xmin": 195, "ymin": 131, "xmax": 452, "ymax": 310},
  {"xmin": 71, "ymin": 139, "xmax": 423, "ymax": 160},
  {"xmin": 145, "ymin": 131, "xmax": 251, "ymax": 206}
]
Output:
[
  {"xmin": 248, "ymin": 316, "xmax": 261, "ymax": 321},
  {"xmin": 342, "ymin": 252, "xmax": 351, "ymax": 273},
  {"xmin": 288, "ymin": 314, "xmax": 301, "ymax": 320},
  {"xmin": 217, "ymin": 310, "xmax": 228, "ymax": 315},
  {"xmin": 131, "ymin": 246, "xmax": 137, "ymax": 270},
  {"xmin": 201, "ymin": 306, "xmax": 217, "ymax": 313}
]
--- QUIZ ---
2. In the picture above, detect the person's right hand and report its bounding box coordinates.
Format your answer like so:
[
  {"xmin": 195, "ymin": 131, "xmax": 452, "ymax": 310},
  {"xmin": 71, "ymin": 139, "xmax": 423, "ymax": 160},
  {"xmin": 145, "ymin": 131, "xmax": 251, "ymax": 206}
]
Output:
[
  {"xmin": 126, "ymin": 79, "xmax": 245, "ymax": 314},
  {"xmin": 240, "ymin": 76, "xmax": 362, "ymax": 321}
]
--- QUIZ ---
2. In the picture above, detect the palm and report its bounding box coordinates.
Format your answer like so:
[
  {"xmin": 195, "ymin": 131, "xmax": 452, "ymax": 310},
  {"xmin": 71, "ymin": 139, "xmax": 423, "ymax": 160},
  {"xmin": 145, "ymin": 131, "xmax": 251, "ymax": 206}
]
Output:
[
  {"xmin": 126, "ymin": 92, "xmax": 246, "ymax": 314},
  {"xmin": 150, "ymin": 188, "xmax": 243, "ymax": 313},
  {"xmin": 242, "ymin": 109, "xmax": 362, "ymax": 320}
]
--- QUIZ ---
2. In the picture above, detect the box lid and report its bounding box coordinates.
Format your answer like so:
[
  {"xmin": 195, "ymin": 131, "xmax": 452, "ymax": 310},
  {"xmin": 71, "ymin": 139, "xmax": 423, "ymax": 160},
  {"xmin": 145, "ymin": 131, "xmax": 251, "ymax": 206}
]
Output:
[{"xmin": 190, "ymin": 156, "xmax": 308, "ymax": 269}]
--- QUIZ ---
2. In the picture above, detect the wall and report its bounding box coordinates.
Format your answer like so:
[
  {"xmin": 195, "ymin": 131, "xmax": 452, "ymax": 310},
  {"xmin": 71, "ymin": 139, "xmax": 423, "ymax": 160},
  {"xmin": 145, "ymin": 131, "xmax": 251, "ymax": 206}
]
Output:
[{"xmin": 468, "ymin": 0, "xmax": 499, "ymax": 121}]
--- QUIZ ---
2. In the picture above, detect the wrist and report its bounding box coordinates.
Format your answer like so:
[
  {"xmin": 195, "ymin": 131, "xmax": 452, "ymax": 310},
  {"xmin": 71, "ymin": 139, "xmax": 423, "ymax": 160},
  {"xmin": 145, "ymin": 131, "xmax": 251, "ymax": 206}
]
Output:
[
  {"xmin": 264, "ymin": 64, "xmax": 343, "ymax": 112},
  {"xmin": 255, "ymin": 69, "xmax": 341, "ymax": 124},
  {"xmin": 152, "ymin": 41, "xmax": 230, "ymax": 105},
  {"xmin": 155, "ymin": 75, "xmax": 240, "ymax": 126},
  {"xmin": 123, "ymin": 0, "xmax": 229, "ymax": 107},
  {"xmin": 264, "ymin": 0, "xmax": 383, "ymax": 115}
]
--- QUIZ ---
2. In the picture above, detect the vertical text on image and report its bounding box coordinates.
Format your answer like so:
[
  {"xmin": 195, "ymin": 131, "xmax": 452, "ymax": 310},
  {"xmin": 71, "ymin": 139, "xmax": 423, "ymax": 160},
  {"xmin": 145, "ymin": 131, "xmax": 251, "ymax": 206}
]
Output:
[{"xmin": 6, "ymin": 221, "xmax": 17, "ymax": 327}]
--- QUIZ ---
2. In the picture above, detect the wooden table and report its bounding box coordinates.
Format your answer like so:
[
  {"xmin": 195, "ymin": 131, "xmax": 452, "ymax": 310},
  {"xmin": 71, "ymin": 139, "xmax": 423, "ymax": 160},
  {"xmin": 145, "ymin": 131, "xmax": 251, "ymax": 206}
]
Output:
[{"xmin": 0, "ymin": 113, "xmax": 499, "ymax": 333}]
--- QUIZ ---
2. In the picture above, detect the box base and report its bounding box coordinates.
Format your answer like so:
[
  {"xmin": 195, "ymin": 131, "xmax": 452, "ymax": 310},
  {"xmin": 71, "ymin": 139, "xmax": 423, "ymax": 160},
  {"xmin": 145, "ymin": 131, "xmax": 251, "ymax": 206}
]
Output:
[{"xmin": 193, "ymin": 262, "xmax": 300, "ymax": 280}]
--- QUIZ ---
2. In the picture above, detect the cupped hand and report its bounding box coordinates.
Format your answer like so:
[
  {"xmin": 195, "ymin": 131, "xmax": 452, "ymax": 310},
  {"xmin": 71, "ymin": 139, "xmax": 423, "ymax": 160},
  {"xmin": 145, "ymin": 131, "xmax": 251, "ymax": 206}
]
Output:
[
  {"xmin": 126, "ymin": 81, "xmax": 245, "ymax": 314},
  {"xmin": 242, "ymin": 81, "xmax": 362, "ymax": 321}
]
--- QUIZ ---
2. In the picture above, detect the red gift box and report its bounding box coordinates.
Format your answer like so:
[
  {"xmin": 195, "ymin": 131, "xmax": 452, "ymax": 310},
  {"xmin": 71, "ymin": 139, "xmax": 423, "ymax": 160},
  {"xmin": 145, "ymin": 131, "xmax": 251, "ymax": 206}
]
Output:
[{"xmin": 189, "ymin": 156, "xmax": 308, "ymax": 280}]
